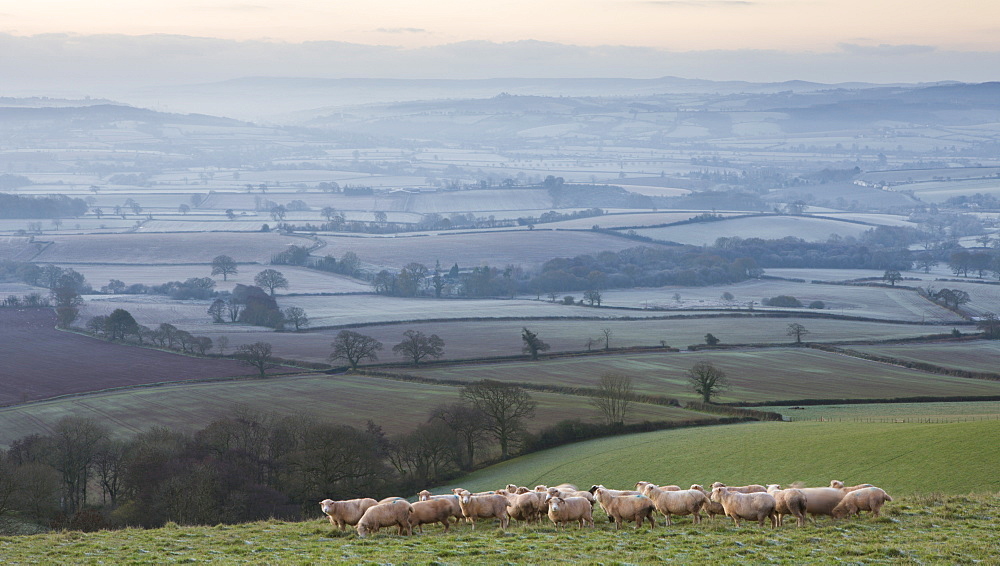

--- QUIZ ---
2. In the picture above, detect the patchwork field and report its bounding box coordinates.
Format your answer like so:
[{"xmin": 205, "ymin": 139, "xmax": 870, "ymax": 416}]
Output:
[
  {"xmin": 760, "ymin": 401, "xmax": 1000, "ymax": 421},
  {"xmin": 401, "ymin": 348, "xmax": 1000, "ymax": 404},
  {"xmin": 0, "ymin": 309, "xmax": 293, "ymax": 406},
  {"xmin": 317, "ymin": 230, "xmax": 666, "ymax": 270},
  {"xmin": 544, "ymin": 211, "xmax": 739, "ymax": 230},
  {"xmin": 0, "ymin": 373, "xmax": 711, "ymax": 449},
  {"xmin": 631, "ymin": 215, "xmax": 875, "ymax": 245},
  {"xmin": 29, "ymin": 232, "xmax": 305, "ymax": 264},
  {"xmin": 442, "ymin": 420, "xmax": 1000, "ymax": 496},
  {"xmin": 847, "ymin": 340, "xmax": 1000, "ymax": 374}
]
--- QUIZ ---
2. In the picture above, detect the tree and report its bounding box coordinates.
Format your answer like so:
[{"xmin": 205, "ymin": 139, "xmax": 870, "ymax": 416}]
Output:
[
  {"xmin": 883, "ymin": 269, "xmax": 902, "ymax": 286},
  {"xmin": 216, "ymin": 336, "xmax": 230, "ymax": 355},
  {"xmin": 590, "ymin": 373, "xmax": 633, "ymax": 426},
  {"xmin": 282, "ymin": 306, "xmax": 309, "ymax": 330},
  {"xmin": 106, "ymin": 308, "xmax": 139, "ymax": 341},
  {"xmin": 211, "ymin": 255, "xmax": 238, "ymax": 281},
  {"xmin": 208, "ymin": 298, "xmax": 226, "ymax": 323},
  {"xmin": 49, "ymin": 416, "xmax": 108, "ymax": 515},
  {"xmin": 977, "ymin": 312, "xmax": 1000, "ymax": 339},
  {"xmin": 178, "ymin": 204, "xmax": 190, "ymax": 215},
  {"xmin": 460, "ymin": 380, "xmax": 536, "ymax": 459},
  {"xmin": 269, "ymin": 205, "xmax": 286, "ymax": 222},
  {"xmin": 329, "ymin": 330, "xmax": 383, "ymax": 370},
  {"xmin": 235, "ymin": 341, "xmax": 274, "ymax": 378},
  {"xmin": 321, "ymin": 206, "xmax": 338, "ymax": 222},
  {"xmin": 687, "ymin": 361, "xmax": 729, "ymax": 403},
  {"xmin": 704, "ymin": 333, "xmax": 720, "ymax": 346},
  {"xmin": 430, "ymin": 404, "xmax": 490, "ymax": 469},
  {"xmin": 521, "ymin": 327, "xmax": 550, "ymax": 360},
  {"xmin": 254, "ymin": 269, "xmax": 288, "ymax": 296},
  {"xmin": 786, "ymin": 322, "xmax": 809, "ymax": 344},
  {"xmin": 584, "ymin": 289, "xmax": 602, "ymax": 306},
  {"xmin": 392, "ymin": 330, "xmax": 445, "ymax": 365},
  {"xmin": 600, "ymin": 327, "xmax": 613, "ymax": 350}
]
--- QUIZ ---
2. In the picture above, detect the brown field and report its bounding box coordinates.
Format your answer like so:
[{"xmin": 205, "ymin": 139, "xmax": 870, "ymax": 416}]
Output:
[
  {"xmin": 402, "ymin": 348, "xmax": 1000, "ymax": 404},
  {"xmin": 318, "ymin": 229, "xmax": 669, "ymax": 270},
  {"xmin": 197, "ymin": 315, "xmax": 958, "ymax": 366},
  {"xmin": 0, "ymin": 309, "xmax": 294, "ymax": 405},
  {"xmin": 29, "ymin": 232, "xmax": 305, "ymax": 264},
  {"xmin": 0, "ymin": 373, "xmax": 710, "ymax": 447}
]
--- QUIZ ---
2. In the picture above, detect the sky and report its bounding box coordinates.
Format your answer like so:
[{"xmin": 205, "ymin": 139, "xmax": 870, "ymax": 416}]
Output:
[{"xmin": 0, "ymin": 0, "xmax": 998, "ymax": 96}]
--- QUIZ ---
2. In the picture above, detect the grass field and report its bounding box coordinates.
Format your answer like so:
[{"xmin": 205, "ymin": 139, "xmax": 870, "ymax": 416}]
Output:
[
  {"xmin": 440, "ymin": 420, "xmax": 1000, "ymax": 496},
  {"xmin": 0, "ymin": 373, "xmax": 710, "ymax": 449},
  {"xmin": 317, "ymin": 229, "xmax": 668, "ymax": 270},
  {"xmin": 759, "ymin": 401, "xmax": 1000, "ymax": 421},
  {"xmin": 598, "ymin": 279, "xmax": 962, "ymax": 322},
  {"xmin": 631, "ymin": 215, "xmax": 875, "ymax": 245},
  {"xmin": 30, "ymin": 232, "xmax": 304, "ymax": 264},
  {"xmin": 847, "ymin": 340, "xmax": 1000, "ymax": 374},
  {"xmin": 402, "ymin": 348, "xmax": 1000, "ymax": 404}
]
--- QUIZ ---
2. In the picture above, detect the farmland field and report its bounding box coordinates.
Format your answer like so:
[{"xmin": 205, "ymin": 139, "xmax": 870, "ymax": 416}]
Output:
[
  {"xmin": 920, "ymin": 279, "xmax": 1000, "ymax": 316},
  {"xmin": 846, "ymin": 340, "xmax": 1000, "ymax": 374},
  {"xmin": 56, "ymin": 263, "xmax": 371, "ymax": 294},
  {"xmin": 760, "ymin": 401, "xmax": 1000, "ymax": 421},
  {"xmin": 29, "ymin": 232, "xmax": 305, "ymax": 264},
  {"xmin": 401, "ymin": 348, "xmax": 1000, "ymax": 404},
  {"xmin": 0, "ymin": 373, "xmax": 712, "ymax": 449},
  {"xmin": 316, "ymin": 229, "xmax": 667, "ymax": 270},
  {"xmin": 442, "ymin": 420, "xmax": 1000, "ymax": 496},
  {"xmin": 598, "ymin": 279, "xmax": 962, "ymax": 322},
  {"xmin": 631, "ymin": 215, "xmax": 875, "ymax": 245},
  {"xmin": 0, "ymin": 309, "xmax": 294, "ymax": 406},
  {"xmin": 543, "ymin": 211, "xmax": 739, "ymax": 230}
]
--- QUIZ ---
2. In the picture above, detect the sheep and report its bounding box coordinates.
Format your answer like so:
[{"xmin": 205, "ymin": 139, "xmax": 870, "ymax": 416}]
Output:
[
  {"xmin": 636, "ymin": 481, "xmax": 679, "ymax": 491},
  {"xmin": 711, "ymin": 481, "xmax": 767, "ymax": 493},
  {"xmin": 546, "ymin": 486, "xmax": 595, "ymax": 505},
  {"xmin": 409, "ymin": 498, "xmax": 455, "ymax": 533},
  {"xmin": 710, "ymin": 486, "xmax": 777, "ymax": 528},
  {"xmin": 547, "ymin": 496, "xmax": 594, "ymax": 529},
  {"xmin": 356, "ymin": 499, "xmax": 413, "ymax": 537},
  {"xmin": 765, "ymin": 484, "xmax": 808, "ymax": 527},
  {"xmin": 831, "ymin": 487, "xmax": 893, "ymax": 519},
  {"xmin": 690, "ymin": 485, "xmax": 726, "ymax": 521},
  {"xmin": 592, "ymin": 487, "xmax": 657, "ymax": 529},
  {"xmin": 501, "ymin": 489, "xmax": 548, "ymax": 523},
  {"xmin": 795, "ymin": 487, "xmax": 847, "ymax": 521},
  {"xmin": 417, "ymin": 491, "xmax": 464, "ymax": 523},
  {"xmin": 829, "ymin": 480, "xmax": 876, "ymax": 492},
  {"xmin": 589, "ymin": 485, "xmax": 643, "ymax": 523},
  {"xmin": 453, "ymin": 489, "xmax": 510, "ymax": 530},
  {"xmin": 319, "ymin": 497, "xmax": 378, "ymax": 531},
  {"xmin": 640, "ymin": 484, "xmax": 707, "ymax": 525},
  {"xmin": 378, "ymin": 496, "xmax": 406, "ymax": 503}
]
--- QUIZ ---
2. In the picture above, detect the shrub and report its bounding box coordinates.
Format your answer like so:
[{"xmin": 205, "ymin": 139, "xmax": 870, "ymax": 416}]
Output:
[
  {"xmin": 763, "ymin": 295, "xmax": 803, "ymax": 308},
  {"xmin": 808, "ymin": 300, "xmax": 825, "ymax": 309}
]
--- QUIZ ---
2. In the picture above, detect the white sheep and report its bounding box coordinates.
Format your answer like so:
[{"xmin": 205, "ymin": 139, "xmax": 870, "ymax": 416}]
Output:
[
  {"xmin": 501, "ymin": 489, "xmax": 547, "ymax": 523},
  {"xmin": 417, "ymin": 491, "xmax": 464, "ymax": 523},
  {"xmin": 546, "ymin": 486, "xmax": 595, "ymax": 505},
  {"xmin": 356, "ymin": 499, "xmax": 413, "ymax": 537},
  {"xmin": 831, "ymin": 487, "xmax": 893, "ymax": 519},
  {"xmin": 795, "ymin": 487, "xmax": 847, "ymax": 521},
  {"xmin": 592, "ymin": 487, "xmax": 657, "ymax": 529},
  {"xmin": 690, "ymin": 484, "xmax": 726, "ymax": 521},
  {"xmin": 409, "ymin": 498, "xmax": 455, "ymax": 533},
  {"xmin": 829, "ymin": 480, "xmax": 876, "ymax": 492},
  {"xmin": 547, "ymin": 496, "xmax": 594, "ymax": 528},
  {"xmin": 711, "ymin": 481, "xmax": 766, "ymax": 493},
  {"xmin": 710, "ymin": 486, "xmax": 777, "ymax": 528},
  {"xmin": 319, "ymin": 497, "xmax": 378, "ymax": 531},
  {"xmin": 640, "ymin": 484, "xmax": 707, "ymax": 525},
  {"xmin": 453, "ymin": 489, "xmax": 510, "ymax": 530},
  {"xmin": 765, "ymin": 484, "xmax": 808, "ymax": 527}
]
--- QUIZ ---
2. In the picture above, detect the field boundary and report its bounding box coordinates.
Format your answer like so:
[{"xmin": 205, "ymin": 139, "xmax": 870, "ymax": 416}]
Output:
[{"xmin": 809, "ymin": 342, "xmax": 1000, "ymax": 381}]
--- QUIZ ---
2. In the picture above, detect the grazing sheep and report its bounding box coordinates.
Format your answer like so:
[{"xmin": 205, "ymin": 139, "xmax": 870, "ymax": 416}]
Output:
[
  {"xmin": 690, "ymin": 485, "xmax": 726, "ymax": 521},
  {"xmin": 795, "ymin": 487, "xmax": 847, "ymax": 521},
  {"xmin": 640, "ymin": 485, "xmax": 707, "ymax": 525},
  {"xmin": 588, "ymin": 484, "xmax": 642, "ymax": 497},
  {"xmin": 502, "ymin": 489, "xmax": 548, "ymax": 524},
  {"xmin": 546, "ymin": 486, "xmax": 595, "ymax": 505},
  {"xmin": 453, "ymin": 489, "xmax": 510, "ymax": 530},
  {"xmin": 417, "ymin": 491, "xmax": 464, "ymax": 523},
  {"xmin": 547, "ymin": 496, "xmax": 594, "ymax": 528},
  {"xmin": 829, "ymin": 480, "xmax": 876, "ymax": 492},
  {"xmin": 409, "ymin": 498, "xmax": 455, "ymax": 533},
  {"xmin": 356, "ymin": 500, "xmax": 413, "ymax": 537},
  {"xmin": 319, "ymin": 498, "xmax": 378, "ymax": 531},
  {"xmin": 831, "ymin": 487, "xmax": 893, "ymax": 519},
  {"xmin": 711, "ymin": 481, "xmax": 767, "ymax": 493},
  {"xmin": 378, "ymin": 496, "xmax": 406, "ymax": 503},
  {"xmin": 592, "ymin": 487, "xmax": 657, "ymax": 529},
  {"xmin": 710, "ymin": 486, "xmax": 777, "ymax": 528},
  {"xmin": 765, "ymin": 485, "xmax": 808, "ymax": 527}
]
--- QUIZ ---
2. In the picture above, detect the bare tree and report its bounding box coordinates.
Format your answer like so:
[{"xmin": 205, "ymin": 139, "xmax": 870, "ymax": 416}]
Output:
[
  {"xmin": 882, "ymin": 269, "xmax": 902, "ymax": 286},
  {"xmin": 392, "ymin": 330, "xmax": 445, "ymax": 365},
  {"xmin": 236, "ymin": 341, "xmax": 274, "ymax": 378},
  {"xmin": 329, "ymin": 330, "xmax": 383, "ymax": 370},
  {"xmin": 50, "ymin": 416, "xmax": 108, "ymax": 514},
  {"xmin": 211, "ymin": 255, "xmax": 238, "ymax": 281},
  {"xmin": 460, "ymin": 380, "xmax": 536, "ymax": 459},
  {"xmin": 216, "ymin": 336, "xmax": 230, "ymax": 356},
  {"xmin": 687, "ymin": 361, "xmax": 729, "ymax": 403},
  {"xmin": 786, "ymin": 322, "xmax": 809, "ymax": 344},
  {"xmin": 590, "ymin": 373, "xmax": 633, "ymax": 426},
  {"xmin": 254, "ymin": 269, "xmax": 288, "ymax": 296},
  {"xmin": 600, "ymin": 327, "xmax": 613, "ymax": 350},
  {"xmin": 430, "ymin": 403, "xmax": 490, "ymax": 469},
  {"xmin": 282, "ymin": 306, "xmax": 309, "ymax": 330}
]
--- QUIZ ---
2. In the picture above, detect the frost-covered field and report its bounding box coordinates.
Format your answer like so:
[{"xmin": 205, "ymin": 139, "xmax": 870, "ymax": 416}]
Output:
[
  {"xmin": 30, "ymin": 232, "xmax": 304, "ymax": 264},
  {"xmin": 632, "ymin": 215, "xmax": 874, "ymax": 245}
]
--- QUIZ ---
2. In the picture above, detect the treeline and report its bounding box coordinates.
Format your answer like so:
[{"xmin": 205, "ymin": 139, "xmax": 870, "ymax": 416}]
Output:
[{"xmin": 0, "ymin": 193, "xmax": 88, "ymax": 219}]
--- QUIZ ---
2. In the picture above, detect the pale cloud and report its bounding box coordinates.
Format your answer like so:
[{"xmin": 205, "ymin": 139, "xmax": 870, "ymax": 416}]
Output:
[
  {"xmin": 187, "ymin": 3, "xmax": 272, "ymax": 12},
  {"xmin": 637, "ymin": 1, "xmax": 755, "ymax": 6},
  {"xmin": 375, "ymin": 28, "xmax": 428, "ymax": 34},
  {"xmin": 838, "ymin": 43, "xmax": 937, "ymax": 56}
]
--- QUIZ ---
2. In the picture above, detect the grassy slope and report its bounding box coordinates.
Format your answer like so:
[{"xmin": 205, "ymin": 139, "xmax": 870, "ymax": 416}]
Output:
[
  {"xmin": 1, "ymin": 494, "xmax": 997, "ymax": 564},
  {"xmin": 436, "ymin": 420, "xmax": 1000, "ymax": 496}
]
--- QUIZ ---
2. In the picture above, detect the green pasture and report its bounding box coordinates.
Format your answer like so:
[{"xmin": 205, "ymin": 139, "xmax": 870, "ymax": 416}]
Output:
[
  {"xmin": 2, "ymin": 493, "xmax": 998, "ymax": 564},
  {"xmin": 405, "ymin": 348, "xmax": 1000, "ymax": 404},
  {"xmin": 760, "ymin": 401, "xmax": 1000, "ymax": 421},
  {"xmin": 0, "ymin": 374, "xmax": 709, "ymax": 449},
  {"xmin": 439, "ymin": 420, "xmax": 1000, "ymax": 496},
  {"xmin": 847, "ymin": 340, "xmax": 1000, "ymax": 375}
]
